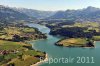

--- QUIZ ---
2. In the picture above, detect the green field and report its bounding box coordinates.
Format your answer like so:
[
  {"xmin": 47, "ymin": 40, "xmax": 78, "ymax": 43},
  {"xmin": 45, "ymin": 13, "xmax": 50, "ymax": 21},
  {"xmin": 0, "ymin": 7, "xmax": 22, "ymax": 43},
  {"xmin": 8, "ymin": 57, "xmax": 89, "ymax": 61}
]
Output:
[
  {"xmin": 0, "ymin": 40, "xmax": 45, "ymax": 66},
  {"xmin": 56, "ymin": 38, "xmax": 94, "ymax": 47},
  {"xmin": 0, "ymin": 25, "xmax": 46, "ymax": 66},
  {"xmin": 93, "ymin": 36, "xmax": 100, "ymax": 41}
]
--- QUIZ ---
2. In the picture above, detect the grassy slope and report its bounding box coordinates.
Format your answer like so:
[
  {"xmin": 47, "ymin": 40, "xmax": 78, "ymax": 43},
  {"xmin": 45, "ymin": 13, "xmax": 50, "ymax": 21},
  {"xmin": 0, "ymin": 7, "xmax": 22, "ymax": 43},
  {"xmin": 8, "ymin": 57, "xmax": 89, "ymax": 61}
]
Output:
[
  {"xmin": 0, "ymin": 27, "xmax": 36, "ymax": 40},
  {"xmin": 57, "ymin": 38, "xmax": 88, "ymax": 47},
  {"xmin": 0, "ymin": 40, "xmax": 45, "ymax": 66},
  {"xmin": 93, "ymin": 36, "xmax": 100, "ymax": 41},
  {"xmin": 0, "ymin": 26, "xmax": 45, "ymax": 66}
]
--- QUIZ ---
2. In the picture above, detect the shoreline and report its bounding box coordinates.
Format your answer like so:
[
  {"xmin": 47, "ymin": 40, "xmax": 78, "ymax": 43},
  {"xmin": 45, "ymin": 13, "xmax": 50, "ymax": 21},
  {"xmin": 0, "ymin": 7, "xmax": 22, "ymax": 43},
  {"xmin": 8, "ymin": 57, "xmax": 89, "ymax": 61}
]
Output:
[
  {"xmin": 31, "ymin": 54, "xmax": 48, "ymax": 66},
  {"xmin": 26, "ymin": 23, "xmax": 48, "ymax": 66}
]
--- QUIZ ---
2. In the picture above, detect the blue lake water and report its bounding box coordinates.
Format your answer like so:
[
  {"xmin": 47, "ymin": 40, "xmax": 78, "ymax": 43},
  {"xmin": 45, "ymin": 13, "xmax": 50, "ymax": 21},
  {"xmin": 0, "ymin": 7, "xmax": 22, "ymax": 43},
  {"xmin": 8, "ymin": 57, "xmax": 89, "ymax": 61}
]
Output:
[{"xmin": 28, "ymin": 23, "xmax": 100, "ymax": 66}]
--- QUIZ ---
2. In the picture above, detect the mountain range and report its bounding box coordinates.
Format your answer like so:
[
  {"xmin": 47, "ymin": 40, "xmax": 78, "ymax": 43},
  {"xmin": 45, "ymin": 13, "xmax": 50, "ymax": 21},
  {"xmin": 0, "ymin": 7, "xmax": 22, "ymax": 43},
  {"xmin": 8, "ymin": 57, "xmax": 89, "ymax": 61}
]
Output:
[
  {"xmin": 48, "ymin": 6, "xmax": 100, "ymax": 22},
  {"xmin": 0, "ymin": 5, "xmax": 100, "ymax": 22},
  {"xmin": 14, "ymin": 8, "xmax": 56, "ymax": 19},
  {"xmin": 0, "ymin": 5, "xmax": 33, "ymax": 22},
  {"xmin": 0, "ymin": 5, "xmax": 55, "ymax": 22}
]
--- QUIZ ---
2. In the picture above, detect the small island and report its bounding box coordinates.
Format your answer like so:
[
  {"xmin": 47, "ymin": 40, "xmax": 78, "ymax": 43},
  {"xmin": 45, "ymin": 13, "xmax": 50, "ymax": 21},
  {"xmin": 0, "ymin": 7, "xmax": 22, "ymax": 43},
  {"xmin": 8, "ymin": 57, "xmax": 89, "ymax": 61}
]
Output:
[{"xmin": 0, "ymin": 23, "xmax": 47, "ymax": 66}]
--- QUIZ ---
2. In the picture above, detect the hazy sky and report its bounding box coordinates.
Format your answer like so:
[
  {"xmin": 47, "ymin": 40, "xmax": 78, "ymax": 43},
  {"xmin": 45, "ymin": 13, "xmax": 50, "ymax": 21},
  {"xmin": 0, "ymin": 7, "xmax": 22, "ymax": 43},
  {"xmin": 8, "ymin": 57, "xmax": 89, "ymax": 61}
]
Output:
[{"xmin": 0, "ymin": 0, "xmax": 100, "ymax": 11}]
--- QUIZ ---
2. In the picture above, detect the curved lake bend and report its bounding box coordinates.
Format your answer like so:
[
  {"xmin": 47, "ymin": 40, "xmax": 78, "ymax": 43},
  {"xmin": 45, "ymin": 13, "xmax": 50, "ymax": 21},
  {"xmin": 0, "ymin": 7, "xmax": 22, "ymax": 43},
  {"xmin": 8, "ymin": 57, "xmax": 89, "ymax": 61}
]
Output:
[{"xmin": 28, "ymin": 23, "xmax": 100, "ymax": 66}]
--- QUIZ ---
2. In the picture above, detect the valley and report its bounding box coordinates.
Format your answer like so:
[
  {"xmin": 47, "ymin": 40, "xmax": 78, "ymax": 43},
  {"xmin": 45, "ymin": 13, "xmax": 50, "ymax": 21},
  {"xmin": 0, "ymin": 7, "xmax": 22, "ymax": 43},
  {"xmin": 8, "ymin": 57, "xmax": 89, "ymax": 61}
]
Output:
[{"xmin": 0, "ymin": 4, "xmax": 100, "ymax": 66}]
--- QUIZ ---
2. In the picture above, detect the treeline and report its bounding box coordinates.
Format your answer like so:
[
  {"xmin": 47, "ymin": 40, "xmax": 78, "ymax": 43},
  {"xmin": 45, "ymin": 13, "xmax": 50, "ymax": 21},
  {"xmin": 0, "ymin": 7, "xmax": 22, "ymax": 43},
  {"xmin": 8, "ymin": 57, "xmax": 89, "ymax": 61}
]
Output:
[{"xmin": 50, "ymin": 27, "xmax": 100, "ymax": 38}]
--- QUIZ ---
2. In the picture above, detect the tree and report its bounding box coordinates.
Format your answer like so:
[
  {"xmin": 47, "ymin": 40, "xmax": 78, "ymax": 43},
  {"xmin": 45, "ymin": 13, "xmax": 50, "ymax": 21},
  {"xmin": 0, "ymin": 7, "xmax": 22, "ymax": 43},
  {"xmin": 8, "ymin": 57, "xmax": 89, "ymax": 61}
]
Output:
[{"xmin": 13, "ymin": 34, "xmax": 21, "ymax": 42}]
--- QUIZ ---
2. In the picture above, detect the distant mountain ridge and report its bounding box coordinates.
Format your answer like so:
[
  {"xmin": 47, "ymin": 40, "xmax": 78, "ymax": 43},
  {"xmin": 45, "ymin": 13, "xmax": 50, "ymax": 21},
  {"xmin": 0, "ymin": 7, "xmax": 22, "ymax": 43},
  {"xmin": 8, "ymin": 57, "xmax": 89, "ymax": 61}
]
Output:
[
  {"xmin": 48, "ymin": 6, "xmax": 100, "ymax": 22},
  {"xmin": 14, "ymin": 8, "xmax": 56, "ymax": 19},
  {"xmin": 0, "ymin": 5, "xmax": 100, "ymax": 22},
  {"xmin": 0, "ymin": 5, "xmax": 56, "ymax": 22},
  {"xmin": 0, "ymin": 5, "xmax": 33, "ymax": 22}
]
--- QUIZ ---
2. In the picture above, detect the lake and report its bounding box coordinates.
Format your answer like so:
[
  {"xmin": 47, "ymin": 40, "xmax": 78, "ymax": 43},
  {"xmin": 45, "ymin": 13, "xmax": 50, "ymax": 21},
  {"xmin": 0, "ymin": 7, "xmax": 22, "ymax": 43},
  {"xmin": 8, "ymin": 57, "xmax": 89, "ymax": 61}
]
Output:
[{"xmin": 28, "ymin": 23, "xmax": 100, "ymax": 66}]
